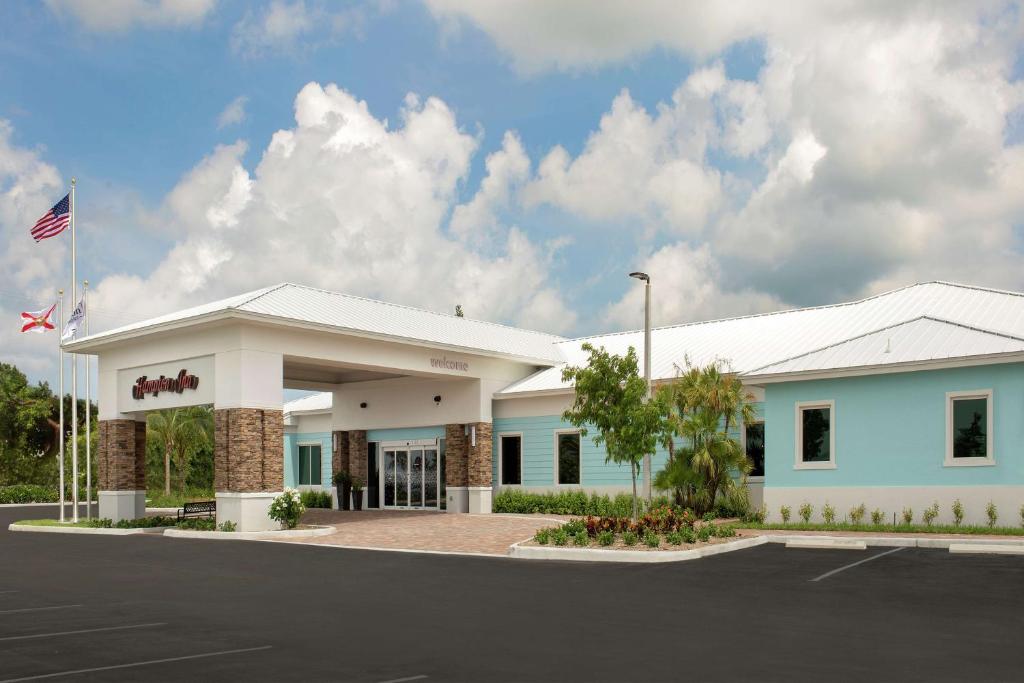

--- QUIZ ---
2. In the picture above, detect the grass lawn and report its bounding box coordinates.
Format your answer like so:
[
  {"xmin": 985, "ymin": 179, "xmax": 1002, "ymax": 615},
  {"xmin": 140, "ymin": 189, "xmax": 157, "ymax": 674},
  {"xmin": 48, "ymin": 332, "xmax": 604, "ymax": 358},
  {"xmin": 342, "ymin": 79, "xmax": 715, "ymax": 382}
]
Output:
[
  {"xmin": 145, "ymin": 488, "xmax": 215, "ymax": 508},
  {"xmin": 743, "ymin": 522, "xmax": 1024, "ymax": 536},
  {"xmin": 13, "ymin": 519, "xmax": 96, "ymax": 527}
]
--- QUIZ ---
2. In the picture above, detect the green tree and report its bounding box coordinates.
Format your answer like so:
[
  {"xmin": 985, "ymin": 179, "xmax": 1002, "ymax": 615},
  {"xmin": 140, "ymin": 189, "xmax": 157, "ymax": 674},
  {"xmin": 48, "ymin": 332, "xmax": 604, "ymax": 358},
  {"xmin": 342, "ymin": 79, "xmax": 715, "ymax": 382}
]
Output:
[
  {"xmin": 0, "ymin": 363, "xmax": 57, "ymax": 485},
  {"xmin": 561, "ymin": 343, "xmax": 664, "ymax": 520},
  {"xmin": 146, "ymin": 407, "xmax": 213, "ymax": 495},
  {"xmin": 655, "ymin": 360, "xmax": 755, "ymax": 515}
]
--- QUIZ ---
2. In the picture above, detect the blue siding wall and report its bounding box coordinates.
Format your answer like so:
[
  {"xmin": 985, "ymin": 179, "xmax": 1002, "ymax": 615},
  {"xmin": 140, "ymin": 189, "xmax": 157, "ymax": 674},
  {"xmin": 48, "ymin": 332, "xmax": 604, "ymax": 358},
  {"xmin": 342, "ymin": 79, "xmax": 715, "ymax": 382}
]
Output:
[
  {"xmin": 284, "ymin": 432, "xmax": 331, "ymax": 488},
  {"xmin": 764, "ymin": 363, "xmax": 1024, "ymax": 488}
]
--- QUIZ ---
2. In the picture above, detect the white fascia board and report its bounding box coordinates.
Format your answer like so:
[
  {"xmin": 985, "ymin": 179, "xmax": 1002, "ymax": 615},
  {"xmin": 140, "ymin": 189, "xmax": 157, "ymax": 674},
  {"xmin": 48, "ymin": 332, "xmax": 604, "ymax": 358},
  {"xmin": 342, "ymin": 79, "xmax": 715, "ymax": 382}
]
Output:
[
  {"xmin": 493, "ymin": 387, "xmax": 576, "ymax": 400},
  {"xmin": 64, "ymin": 309, "xmax": 563, "ymax": 367},
  {"xmin": 739, "ymin": 351, "xmax": 1024, "ymax": 384}
]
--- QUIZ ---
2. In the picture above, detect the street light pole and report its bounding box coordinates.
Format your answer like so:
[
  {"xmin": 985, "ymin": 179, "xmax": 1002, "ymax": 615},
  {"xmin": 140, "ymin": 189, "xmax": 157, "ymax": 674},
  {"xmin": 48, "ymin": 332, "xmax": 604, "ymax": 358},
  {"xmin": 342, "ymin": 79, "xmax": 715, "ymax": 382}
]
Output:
[{"xmin": 629, "ymin": 271, "xmax": 653, "ymax": 502}]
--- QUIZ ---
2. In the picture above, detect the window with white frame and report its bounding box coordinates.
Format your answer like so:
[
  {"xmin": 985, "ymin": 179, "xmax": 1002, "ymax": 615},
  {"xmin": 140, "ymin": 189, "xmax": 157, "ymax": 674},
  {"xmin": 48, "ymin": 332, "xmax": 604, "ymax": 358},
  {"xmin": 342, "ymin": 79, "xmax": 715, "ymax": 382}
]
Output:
[
  {"xmin": 556, "ymin": 431, "xmax": 581, "ymax": 485},
  {"xmin": 795, "ymin": 401, "xmax": 835, "ymax": 469},
  {"xmin": 946, "ymin": 390, "xmax": 993, "ymax": 466},
  {"xmin": 499, "ymin": 434, "xmax": 522, "ymax": 485},
  {"xmin": 297, "ymin": 443, "xmax": 322, "ymax": 485}
]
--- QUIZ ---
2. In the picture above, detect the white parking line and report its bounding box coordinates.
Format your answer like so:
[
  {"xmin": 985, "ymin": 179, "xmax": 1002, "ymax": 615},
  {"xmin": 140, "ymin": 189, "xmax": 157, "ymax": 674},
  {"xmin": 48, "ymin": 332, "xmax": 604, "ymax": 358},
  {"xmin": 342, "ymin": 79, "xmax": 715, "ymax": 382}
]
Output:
[
  {"xmin": 809, "ymin": 546, "xmax": 906, "ymax": 582},
  {"xmin": 0, "ymin": 645, "xmax": 273, "ymax": 682},
  {"xmin": 0, "ymin": 605, "xmax": 81, "ymax": 615},
  {"xmin": 378, "ymin": 676, "xmax": 428, "ymax": 683},
  {"xmin": 0, "ymin": 622, "xmax": 166, "ymax": 642}
]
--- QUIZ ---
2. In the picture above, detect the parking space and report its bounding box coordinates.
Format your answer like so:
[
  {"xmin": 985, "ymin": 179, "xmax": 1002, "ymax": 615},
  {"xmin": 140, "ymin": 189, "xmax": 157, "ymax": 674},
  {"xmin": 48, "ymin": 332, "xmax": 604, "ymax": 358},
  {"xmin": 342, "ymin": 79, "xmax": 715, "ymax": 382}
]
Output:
[{"xmin": 2, "ymin": 505, "xmax": 1022, "ymax": 682}]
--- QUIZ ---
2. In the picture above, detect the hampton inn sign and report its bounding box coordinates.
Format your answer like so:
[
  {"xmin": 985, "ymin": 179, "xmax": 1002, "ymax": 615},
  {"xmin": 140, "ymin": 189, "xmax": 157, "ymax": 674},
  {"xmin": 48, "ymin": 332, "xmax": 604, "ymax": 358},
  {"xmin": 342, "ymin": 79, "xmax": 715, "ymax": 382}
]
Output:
[{"xmin": 131, "ymin": 369, "xmax": 201, "ymax": 400}]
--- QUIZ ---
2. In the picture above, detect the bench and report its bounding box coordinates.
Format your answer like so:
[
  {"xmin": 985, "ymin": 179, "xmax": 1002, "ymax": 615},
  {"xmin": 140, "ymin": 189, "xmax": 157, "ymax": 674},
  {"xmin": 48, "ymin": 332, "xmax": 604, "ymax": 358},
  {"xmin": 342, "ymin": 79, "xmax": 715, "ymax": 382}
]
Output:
[{"xmin": 177, "ymin": 500, "xmax": 216, "ymax": 521}]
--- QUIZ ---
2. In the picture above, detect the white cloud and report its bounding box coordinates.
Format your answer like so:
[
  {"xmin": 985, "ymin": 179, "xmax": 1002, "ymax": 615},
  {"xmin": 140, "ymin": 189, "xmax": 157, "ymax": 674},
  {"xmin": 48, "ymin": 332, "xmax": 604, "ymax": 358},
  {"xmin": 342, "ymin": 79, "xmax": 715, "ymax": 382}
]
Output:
[
  {"xmin": 449, "ymin": 131, "xmax": 529, "ymax": 242},
  {"xmin": 45, "ymin": 0, "xmax": 215, "ymax": 32},
  {"xmin": 230, "ymin": 0, "xmax": 365, "ymax": 57},
  {"xmin": 89, "ymin": 83, "xmax": 577, "ymax": 339},
  {"xmin": 217, "ymin": 96, "xmax": 248, "ymax": 129}
]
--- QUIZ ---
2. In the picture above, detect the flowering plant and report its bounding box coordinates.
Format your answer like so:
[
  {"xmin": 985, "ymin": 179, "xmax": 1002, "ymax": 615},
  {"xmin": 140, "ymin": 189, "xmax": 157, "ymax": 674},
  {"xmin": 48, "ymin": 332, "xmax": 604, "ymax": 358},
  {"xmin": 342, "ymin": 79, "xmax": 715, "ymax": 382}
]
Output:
[{"xmin": 268, "ymin": 488, "xmax": 305, "ymax": 529}]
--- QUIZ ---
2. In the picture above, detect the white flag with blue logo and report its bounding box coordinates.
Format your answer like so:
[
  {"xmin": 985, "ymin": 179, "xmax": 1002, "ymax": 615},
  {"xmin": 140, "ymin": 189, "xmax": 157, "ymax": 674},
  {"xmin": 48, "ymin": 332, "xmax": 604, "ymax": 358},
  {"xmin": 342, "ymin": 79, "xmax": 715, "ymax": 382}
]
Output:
[{"xmin": 61, "ymin": 296, "xmax": 86, "ymax": 342}]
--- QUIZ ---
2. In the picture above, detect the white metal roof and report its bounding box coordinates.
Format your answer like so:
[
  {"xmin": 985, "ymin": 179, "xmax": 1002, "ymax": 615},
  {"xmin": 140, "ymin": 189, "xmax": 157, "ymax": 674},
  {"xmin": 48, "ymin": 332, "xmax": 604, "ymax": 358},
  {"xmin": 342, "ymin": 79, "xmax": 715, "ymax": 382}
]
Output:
[
  {"xmin": 744, "ymin": 317, "xmax": 1024, "ymax": 378},
  {"xmin": 68, "ymin": 283, "xmax": 567, "ymax": 364},
  {"xmin": 284, "ymin": 391, "xmax": 332, "ymax": 416},
  {"xmin": 497, "ymin": 282, "xmax": 1024, "ymax": 395}
]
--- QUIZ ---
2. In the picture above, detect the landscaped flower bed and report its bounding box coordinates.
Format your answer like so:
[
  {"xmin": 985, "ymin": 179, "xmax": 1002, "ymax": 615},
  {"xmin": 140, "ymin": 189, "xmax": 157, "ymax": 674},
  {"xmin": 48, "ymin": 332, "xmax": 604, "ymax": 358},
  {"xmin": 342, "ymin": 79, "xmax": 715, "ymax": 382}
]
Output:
[{"xmin": 526, "ymin": 506, "xmax": 743, "ymax": 551}]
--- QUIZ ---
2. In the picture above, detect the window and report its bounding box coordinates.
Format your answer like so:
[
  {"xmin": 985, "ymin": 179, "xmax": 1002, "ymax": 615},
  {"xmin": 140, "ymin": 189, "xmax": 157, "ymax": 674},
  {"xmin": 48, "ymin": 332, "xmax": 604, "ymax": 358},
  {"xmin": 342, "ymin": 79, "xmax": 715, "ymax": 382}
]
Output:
[
  {"xmin": 946, "ymin": 390, "xmax": 994, "ymax": 466},
  {"xmin": 298, "ymin": 443, "xmax": 322, "ymax": 485},
  {"xmin": 499, "ymin": 434, "xmax": 522, "ymax": 485},
  {"xmin": 556, "ymin": 431, "xmax": 581, "ymax": 485},
  {"xmin": 795, "ymin": 401, "xmax": 835, "ymax": 469},
  {"xmin": 744, "ymin": 421, "xmax": 765, "ymax": 478}
]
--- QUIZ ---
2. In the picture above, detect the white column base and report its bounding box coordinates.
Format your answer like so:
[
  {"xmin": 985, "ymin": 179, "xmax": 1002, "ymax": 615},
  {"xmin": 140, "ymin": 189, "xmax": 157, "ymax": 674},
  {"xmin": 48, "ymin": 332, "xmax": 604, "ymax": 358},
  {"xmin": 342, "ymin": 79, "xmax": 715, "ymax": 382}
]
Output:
[
  {"xmin": 468, "ymin": 486, "xmax": 493, "ymax": 514},
  {"xmin": 446, "ymin": 486, "xmax": 469, "ymax": 513},
  {"xmin": 216, "ymin": 492, "xmax": 282, "ymax": 532},
  {"xmin": 98, "ymin": 490, "xmax": 145, "ymax": 523}
]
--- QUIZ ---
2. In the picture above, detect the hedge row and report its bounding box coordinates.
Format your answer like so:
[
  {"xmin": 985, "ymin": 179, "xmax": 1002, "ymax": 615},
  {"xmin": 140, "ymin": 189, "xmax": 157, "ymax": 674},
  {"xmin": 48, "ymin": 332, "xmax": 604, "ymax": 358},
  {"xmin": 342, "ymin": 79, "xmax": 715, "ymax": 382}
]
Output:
[
  {"xmin": 492, "ymin": 489, "xmax": 639, "ymax": 517},
  {"xmin": 0, "ymin": 485, "xmax": 59, "ymax": 504}
]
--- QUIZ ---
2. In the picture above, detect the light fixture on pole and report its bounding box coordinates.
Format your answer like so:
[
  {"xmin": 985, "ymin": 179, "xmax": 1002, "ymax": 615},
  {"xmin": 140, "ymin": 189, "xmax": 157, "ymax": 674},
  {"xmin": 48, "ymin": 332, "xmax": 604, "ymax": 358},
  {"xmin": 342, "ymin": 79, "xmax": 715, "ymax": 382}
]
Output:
[{"xmin": 629, "ymin": 271, "xmax": 653, "ymax": 502}]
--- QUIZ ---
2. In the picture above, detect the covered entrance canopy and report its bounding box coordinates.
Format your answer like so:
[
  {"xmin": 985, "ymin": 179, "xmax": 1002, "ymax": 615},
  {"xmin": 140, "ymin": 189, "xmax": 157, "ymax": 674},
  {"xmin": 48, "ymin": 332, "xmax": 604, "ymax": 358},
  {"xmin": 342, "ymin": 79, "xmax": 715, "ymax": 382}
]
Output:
[{"xmin": 63, "ymin": 283, "xmax": 565, "ymax": 530}]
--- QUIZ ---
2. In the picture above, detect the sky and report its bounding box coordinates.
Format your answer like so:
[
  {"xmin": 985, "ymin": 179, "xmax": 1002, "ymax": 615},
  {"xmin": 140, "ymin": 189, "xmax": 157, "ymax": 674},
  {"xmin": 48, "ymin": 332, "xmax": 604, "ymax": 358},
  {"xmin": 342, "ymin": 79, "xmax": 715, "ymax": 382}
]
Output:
[{"xmin": 1, "ymin": 0, "xmax": 1023, "ymax": 390}]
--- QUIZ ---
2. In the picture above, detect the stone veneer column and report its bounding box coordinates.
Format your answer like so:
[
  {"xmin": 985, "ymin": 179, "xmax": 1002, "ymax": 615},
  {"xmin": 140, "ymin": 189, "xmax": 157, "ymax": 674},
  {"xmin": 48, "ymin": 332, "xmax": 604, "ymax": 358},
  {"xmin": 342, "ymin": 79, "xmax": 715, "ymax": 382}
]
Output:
[
  {"xmin": 97, "ymin": 418, "xmax": 146, "ymax": 522},
  {"xmin": 466, "ymin": 422, "xmax": 493, "ymax": 514},
  {"xmin": 332, "ymin": 430, "xmax": 350, "ymax": 509},
  {"xmin": 444, "ymin": 424, "xmax": 469, "ymax": 512},
  {"xmin": 214, "ymin": 408, "xmax": 284, "ymax": 531},
  {"xmin": 347, "ymin": 430, "xmax": 367, "ymax": 485}
]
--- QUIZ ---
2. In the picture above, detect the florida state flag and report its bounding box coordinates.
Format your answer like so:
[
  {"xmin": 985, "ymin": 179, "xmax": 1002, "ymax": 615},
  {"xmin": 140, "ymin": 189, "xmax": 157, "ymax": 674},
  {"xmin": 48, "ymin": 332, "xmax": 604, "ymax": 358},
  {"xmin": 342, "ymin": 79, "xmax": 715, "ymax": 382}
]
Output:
[{"xmin": 21, "ymin": 303, "xmax": 57, "ymax": 333}]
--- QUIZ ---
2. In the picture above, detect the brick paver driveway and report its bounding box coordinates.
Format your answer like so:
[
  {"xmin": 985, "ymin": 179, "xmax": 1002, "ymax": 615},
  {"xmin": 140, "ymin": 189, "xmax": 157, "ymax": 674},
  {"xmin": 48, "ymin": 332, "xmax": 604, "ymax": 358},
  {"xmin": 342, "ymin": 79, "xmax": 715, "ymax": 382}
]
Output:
[{"xmin": 291, "ymin": 509, "xmax": 567, "ymax": 555}]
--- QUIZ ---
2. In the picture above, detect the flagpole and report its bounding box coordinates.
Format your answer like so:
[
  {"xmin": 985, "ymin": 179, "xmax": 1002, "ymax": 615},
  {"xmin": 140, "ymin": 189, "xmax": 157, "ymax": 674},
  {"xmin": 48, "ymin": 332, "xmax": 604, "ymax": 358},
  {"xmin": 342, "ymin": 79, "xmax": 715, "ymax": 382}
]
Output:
[
  {"xmin": 58, "ymin": 289, "xmax": 65, "ymax": 524},
  {"xmin": 84, "ymin": 279, "xmax": 91, "ymax": 520},
  {"xmin": 70, "ymin": 177, "xmax": 78, "ymax": 523}
]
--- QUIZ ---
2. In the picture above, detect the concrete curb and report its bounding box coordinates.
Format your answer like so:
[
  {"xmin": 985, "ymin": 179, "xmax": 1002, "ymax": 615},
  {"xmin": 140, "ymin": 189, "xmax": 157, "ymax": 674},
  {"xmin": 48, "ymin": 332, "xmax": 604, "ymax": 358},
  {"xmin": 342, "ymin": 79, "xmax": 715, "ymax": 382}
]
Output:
[
  {"xmin": 508, "ymin": 535, "xmax": 769, "ymax": 563},
  {"xmin": 163, "ymin": 525, "xmax": 336, "ymax": 541},
  {"xmin": 8, "ymin": 523, "xmax": 171, "ymax": 536},
  {"xmin": 764, "ymin": 534, "xmax": 1024, "ymax": 549},
  {"xmin": 948, "ymin": 543, "xmax": 1024, "ymax": 555}
]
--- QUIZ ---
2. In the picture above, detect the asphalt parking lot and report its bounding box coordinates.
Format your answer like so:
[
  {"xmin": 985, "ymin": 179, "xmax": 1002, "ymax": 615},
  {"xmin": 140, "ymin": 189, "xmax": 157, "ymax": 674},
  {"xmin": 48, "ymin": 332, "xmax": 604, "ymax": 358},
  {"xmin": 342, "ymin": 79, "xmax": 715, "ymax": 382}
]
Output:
[{"xmin": 1, "ymin": 505, "xmax": 1022, "ymax": 682}]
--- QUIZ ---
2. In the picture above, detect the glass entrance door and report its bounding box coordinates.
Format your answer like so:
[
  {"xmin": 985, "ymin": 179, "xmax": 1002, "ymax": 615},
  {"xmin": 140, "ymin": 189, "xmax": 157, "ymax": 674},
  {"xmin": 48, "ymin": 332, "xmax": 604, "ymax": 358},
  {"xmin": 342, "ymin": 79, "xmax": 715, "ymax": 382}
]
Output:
[{"xmin": 382, "ymin": 445, "xmax": 440, "ymax": 509}]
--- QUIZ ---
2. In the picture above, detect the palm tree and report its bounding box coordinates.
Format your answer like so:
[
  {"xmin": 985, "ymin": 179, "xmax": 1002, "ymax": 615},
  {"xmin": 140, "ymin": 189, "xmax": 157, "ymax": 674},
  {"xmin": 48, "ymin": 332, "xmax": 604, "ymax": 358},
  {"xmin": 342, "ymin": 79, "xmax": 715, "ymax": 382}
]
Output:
[
  {"xmin": 655, "ymin": 360, "xmax": 755, "ymax": 515},
  {"xmin": 147, "ymin": 407, "xmax": 212, "ymax": 495}
]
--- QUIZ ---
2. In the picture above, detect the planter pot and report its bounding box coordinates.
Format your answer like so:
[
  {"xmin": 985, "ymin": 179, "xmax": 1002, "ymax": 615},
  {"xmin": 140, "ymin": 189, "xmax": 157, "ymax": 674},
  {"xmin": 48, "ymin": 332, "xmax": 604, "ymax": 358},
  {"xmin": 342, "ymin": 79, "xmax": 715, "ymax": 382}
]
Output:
[
  {"xmin": 352, "ymin": 490, "xmax": 363, "ymax": 511},
  {"xmin": 339, "ymin": 483, "xmax": 352, "ymax": 510}
]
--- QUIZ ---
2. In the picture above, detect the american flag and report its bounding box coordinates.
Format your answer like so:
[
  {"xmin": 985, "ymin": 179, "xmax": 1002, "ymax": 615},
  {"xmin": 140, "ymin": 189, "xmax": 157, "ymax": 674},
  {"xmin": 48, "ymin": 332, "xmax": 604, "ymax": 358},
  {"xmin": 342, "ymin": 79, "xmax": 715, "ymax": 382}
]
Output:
[{"xmin": 30, "ymin": 193, "xmax": 70, "ymax": 242}]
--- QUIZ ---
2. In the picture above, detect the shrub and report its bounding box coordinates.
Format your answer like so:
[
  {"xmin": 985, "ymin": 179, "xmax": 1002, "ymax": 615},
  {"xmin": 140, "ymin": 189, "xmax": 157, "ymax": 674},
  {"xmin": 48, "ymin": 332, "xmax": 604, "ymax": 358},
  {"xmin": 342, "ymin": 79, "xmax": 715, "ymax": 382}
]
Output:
[
  {"xmin": 922, "ymin": 502, "xmax": 940, "ymax": 527},
  {"xmin": 562, "ymin": 518, "xmax": 587, "ymax": 535},
  {"xmin": 268, "ymin": 488, "xmax": 305, "ymax": 529},
  {"xmin": 986, "ymin": 501, "xmax": 998, "ymax": 528},
  {"xmin": 176, "ymin": 517, "xmax": 216, "ymax": 531},
  {"xmin": 0, "ymin": 485, "xmax": 58, "ymax": 504},
  {"xmin": 85, "ymin": 518, "xmax": 113, "ymax": 528},
  {"xmin": 573, "ymin": 530, "xmax": 589, "ymax": 546},
  {"xmin": 702, "ymin": 511, "xmax": 716, "ymax": 523},
  {"xmin": 299, "ymin": 490, "xmax": 333, "ymax": 509},
  {"xmin": 534, "ymin": 528, "xmax": 551, "ymax": 545},
  {"xmin": 901, "ymin": 507, "xmax": 914, "ymax": 525},
  {"xmin": 696, "ymin": 524, "xmax": 713, "ymax": 542},
  {"xmin": 552, "ymin": 528, "xmax": 569, "ymax": 546},
  {"xmin": 681, "ymin": 526, "xmax": 696, "ymax": 544},
  {"xmin": 951, "ymin": 499, "xmax": 964, "ymax": 527},
  {"xmin": 1020, "ymin": 504, "xmax": 1024, "ymax": 529},
  {"xmin": 115, "ymin": 515, "xmax": 175, "ymax": 529},
  {"xmin": 666, "ymin": 531, "xmax": 683, "ymax": 546},
  {"xmin": 492, "ymin": 489, "xmax": 634, "ymax": 516},
  {"xmin": 712, "ymin": 524, "xmax": 737, "ymax": 538},
  {"xmin": 742, "ymin": 505, "xmax": 766, "ymax": 524},
  {"xmin": 871, "ymin": 509, "xmax": 885, "ymax": 525},
  {"xmin": 597, "ymin": 530, "xmax": 614, "ymax": 546},
  {"xmin": 780, "ymin": 505, "xmax": 792, "ymax": 523},
  {"xmin": 643, "ymin": 531, "xmax": 660, "ymax": 548},
  {"xmin": 798, "ymin": 502, "xmax": 813, "ymax": 523},
  {"xmin": 622, "ymin": 530, "xmax": 638, "ymax": 546},
  {"xmin": 218, "ymin": 520, "xmax": 237, "ymax": 532},
  {"xmin": 849, "ymin": 504, "xmax": 867, "ymax": 525},
  {"xmin": 822, "ymin": 503, "xmax": 836, "ymax": 525}
]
